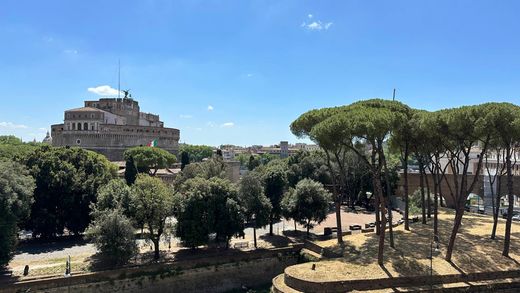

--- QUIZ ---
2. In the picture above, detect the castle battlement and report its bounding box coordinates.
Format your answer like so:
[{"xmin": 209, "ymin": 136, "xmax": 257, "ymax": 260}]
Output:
[{"xmin": 51, "ymin": 96, "xmax": 180, "ymax": 161}]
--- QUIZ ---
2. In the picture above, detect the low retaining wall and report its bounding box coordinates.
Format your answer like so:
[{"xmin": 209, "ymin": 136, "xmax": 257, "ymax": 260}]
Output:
[
  {"xmin": 1, "ymin": 245, "xmax": 303, "ymax": 293},
  {"xmin": 284, "ymin": 269, "xmax": 520, "ymax": 292}
]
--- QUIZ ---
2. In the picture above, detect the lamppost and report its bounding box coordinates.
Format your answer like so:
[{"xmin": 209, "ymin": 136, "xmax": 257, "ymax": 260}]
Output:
[{"xmin": 430, "ymin": 234, "xmax": 440, "ymax": 290}]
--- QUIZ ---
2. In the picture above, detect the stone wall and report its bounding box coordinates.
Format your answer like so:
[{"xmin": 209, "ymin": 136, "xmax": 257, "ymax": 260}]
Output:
[
  {"xmin": 1, "ymin": 246, "xmax": 302, "ymax": 293},
  {"xmin": 51, "ymin": 124, "xmax": 180, "ymax": 161},
  {"xmin": 397, "ymin": 172, "xmax": 520, "ymax": 209}
]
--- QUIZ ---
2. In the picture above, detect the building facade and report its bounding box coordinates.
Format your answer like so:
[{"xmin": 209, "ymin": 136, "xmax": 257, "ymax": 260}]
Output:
[{"xmin": 51, "ymin": 96, "xmax": 180, "ymax": 161}]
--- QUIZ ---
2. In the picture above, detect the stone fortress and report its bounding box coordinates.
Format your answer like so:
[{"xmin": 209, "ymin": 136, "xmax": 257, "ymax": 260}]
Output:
[{"xmin": 51, "ymin": 93, "xmax": 180, "ymax": 161}]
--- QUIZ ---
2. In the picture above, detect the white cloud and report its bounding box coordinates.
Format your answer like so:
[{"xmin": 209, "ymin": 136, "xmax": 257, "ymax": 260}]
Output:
[
  {"xmin": 88, "ymin": 85, "xmax": 121, "ymax": 96},
  {"xmin": 38, "ymin": 127, "xmax": 47, "ymax": 131},
  {"xmin": 207, "ymin": 105, "xmax": 214, "ymax": 111},
  {"xmin": 63, "ymin": 49, "xmax": 78, "ymax": 54},
  {"xmin": 179, "ymin": 114, "xmax": 192, "ymax": 119},
  {"xmin": 246, "ymin": 73, "xmax": 253, "ymax": 77},
  {"xmin": 206, "ymin": 121, "xmax": 216, "ymax": 128},
  {"xmin": 302, "ymin": 21, "xmax": 333, "ymax": 31},
  {"xmin": 0, "ymin": 122, "xmax": 28, "ymax": 129},
  {"xmin": 221, "ymin": 122, "xmax": 234, "ymax": 128},
  {"xmin": 301, "ymin": 14, "xmax": 333, "ymax": 31}
]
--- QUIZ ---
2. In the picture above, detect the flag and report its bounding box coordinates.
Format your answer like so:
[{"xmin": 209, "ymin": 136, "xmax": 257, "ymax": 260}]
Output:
[{"xmin": 147, "ymin": 139, "xmax": 158, "ymax": 147}]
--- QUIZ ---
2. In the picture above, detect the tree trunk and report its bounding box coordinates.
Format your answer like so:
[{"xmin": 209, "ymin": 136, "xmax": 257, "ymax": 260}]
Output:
[
  {"xmin": 381, "ymin": 151, "xmax": 394, "ymax": 249},
  {"xmin": 153, "ymin": 238, "xmax": 160, "ymax": 260},
  {"xmin": 378, "ymin": 196, "xmax": 387, "ymax": 265},
  {"xmin": 419, "ymin": 160, "xmax": 427, "ymax": 224},
  {"xmin": 425, "ymin": 171, "xmax": 431, "ymax": 219},
  {"xmin": 433, "ymin": 159, "xmax": 440, "ymax": 240},
  {"xmin": 325, "ymin": 151, "xmax": 343, "ymax": 244},
  {"xmin": 375, "ymin": 194, "xmax": 380, "ymax": 235},
  {"xmin": 294, "ymin": 220, "xmax": 297, "ymax": 231},
  {"xmin": 445, "ymin": 207, "xmax": 464, "ymax": 262},
  {"xmin": 253, "ymin": 227, "xmax": 257, "ymax": 248},
  {"xmin": 403, "ymin": 150, "xmax": 410, "ymax": 231},
  {"xmin": 491, "ymin": 176, "xmax": 501, "ymax": 239},
  {"xmin": 307, "ymin": 221, "xmax": 310, "ymax": 237},
  {"xmin": 335, "ymin": 201, "xmax": 343, "ymax": 243},
  {"xmin": 269, "ymin": 215, "xmax": 274, "ymax": 236},
  {"xmin": 503, "ymin": 149, "xmax": 513, "ymax": 257}
]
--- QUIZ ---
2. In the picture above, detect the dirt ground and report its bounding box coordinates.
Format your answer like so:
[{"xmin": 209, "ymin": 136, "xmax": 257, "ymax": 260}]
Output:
[{"xmin": 288, "ymin": 208, "xmax": 520, "ymax": 291}]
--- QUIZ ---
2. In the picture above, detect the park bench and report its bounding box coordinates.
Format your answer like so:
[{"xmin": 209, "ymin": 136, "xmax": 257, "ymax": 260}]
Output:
[{"xmin": 233, "ymin": 241, "xmax": 249, "ymax": 249}]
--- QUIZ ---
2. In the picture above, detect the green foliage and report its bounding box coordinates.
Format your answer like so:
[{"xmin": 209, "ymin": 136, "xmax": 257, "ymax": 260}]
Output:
[
  {"xmin": 175, "ymin": 177, "xmax": 245, "ymax": 248},
  {"xmin": 260, "ymin": 163, "xmax": 288, "ymax": 231},
  {"xmin": 238, "ymin": 172, "xmax": 272, "ymax": 228},
  {"xmin": 281, "ymin": 179, "xmax": 331, "ymax": 234},
  {"xmin": 24, "ymin": 146, "xmax": 116, "ymax": 238},
  {"xmin": 94, "ymin": 179, "xmax": 133, "ymax": 218},
  {"xmin": 123, "ymin": 147, "xmax": 176, "ymax": 176},
  {"xmin": 124, "ymin": 156, "xmax": 138, "ymax": 185},
  {"xmin": 174, "ymin": 157, "xmax": 227, "ymax": 188},
  {"xmin": 131, "ymin": 175, "xmax": 174, "ymax": 259},
  {"xmin": 0, "ymin": 135, "xmax": 40, "ymax": 161},
  {"xmin": 286, "ymin": 150, "xmax": 331, "ymax": 187},
  {"xmin": 180, "ymin": 151, "xmax": 190, "ymax": 170},
  {"xmin": 409, "ymin": 188, "xmax": 433, "ymax": 215},
  {"xmin": 0, "ymin": 161, "xmax": 35, "ymax": 267},
  {"xmin": 247, "ymin": 155, "xmax": 260, "ymax": 171},
  {"xmin": 179, "ymin": 144, "xmax": 214, "ymax": 162},
  {"xmin": 86, "ymin": 209, "xmax": 138, "ymax": 265}
]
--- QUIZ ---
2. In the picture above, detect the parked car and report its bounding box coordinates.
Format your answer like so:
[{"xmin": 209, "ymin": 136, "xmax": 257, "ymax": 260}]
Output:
[
  {"xmin": 513, "ymin": 214, "xmax": 520, "ymax": 222},
  {"xmin": 502, "ymin": 211, "xmax": 519, "ymax": 219}
]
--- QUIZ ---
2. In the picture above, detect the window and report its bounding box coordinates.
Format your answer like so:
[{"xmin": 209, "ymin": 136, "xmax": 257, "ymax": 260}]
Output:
[
  {"xmin": 76, "ymin": 139, "xmax": 81, "ymax": 145},
  {"xmin": 84, "ymin": 122, "xmax": 88, "ymax": 130}
]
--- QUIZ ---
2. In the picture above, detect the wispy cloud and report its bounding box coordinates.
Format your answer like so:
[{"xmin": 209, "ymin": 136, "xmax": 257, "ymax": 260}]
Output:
[
  {"xmin": 206, "ymin": 121, "xmax": 216, "ymax": 128},
  {"xmin": 0, "ymin": 122, "xmax": 28, "ymax": 129},
  {"xmin": 38, "ymin": 127, "xmax": 47, "ymax": 131},
  {"xmin": 301, "ymin": 14, "xmax": 333, "ymax": 31},
  {"xmin": 179, "ymin": 114, "xmax": 193, "ymax": 119},
  {"xmin": 246, "ymin": 73, "xmax": 253, "ymax": 78},
  {"xmin": 63, "ymin": 49, "xmax": 78, "ymax": 54},
  {"xmin": 87, "ymin": 85, "xmax": 121, "ymax": 96},
  {"xmin": 207, "ymin": 105, "xmax": 214, "ymax": 111},
  {"xmin": 221, "ymin": 122, "xmax": 234, "ymax": 128}
]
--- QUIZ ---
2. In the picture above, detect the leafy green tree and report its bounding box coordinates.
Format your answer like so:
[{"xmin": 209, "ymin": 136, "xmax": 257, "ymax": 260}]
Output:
[
  {"xmin": 247, "ymin": 155, "xmax": 260, "ymax": 171},
  {"xmin": 238, "ymin": 172, "xmax": 271, "ymax": 248},
  {"xmin": 86, "ymin": 209, "xmax": 138, "ymax": 265},
  {"xmin": 295, "ymin": 99, "xmax": 410, "ymax": 264},
  {"xmin": 176, "ymin": 177, "xmax": 245, "ymax": 248},
  {"xmin": 0, "ymin": 135, "xmax": 40, "ymax": 161},
  {"xmin": 179, "ymin": 144, "xmax": 214, "ymax": 162},
  {"xmin": 94, "ymin": 179, "xmax": 133, "ymax": 217},
  {"xmin": 180, "ymin": 151, "xmax": 190, "ymax": 170},
  {"xmin": 124, "ymin": 155, "xmax": 138, "ymax": 185},
  {"xmin": 206, "ymin": 178, "xmax": 244, "ymax": 246},
  {"xmin": 175, "ymin": 178, "xmax": 211, "ymax": 248},
  {"xmin": 283, "ymin": 179, "xmax": 331, "ymax": 236},
  {"xmin": 174, "ymin": 157, "xmax": 227, "ymax": 188},
  {"xmin": 131, "ymin": 175, "xmax": 174, "ymax": 259},
  {"xmin": 123, "ymin": 146, "xmax": 176, "ymax": 176},
  {"xmin": 0, "ymin": 161, "xmax": 35, "ymax": 267},
  {"xmin": 260, "ymin": 163, "xmax": 287, "ymax": 235},
  {"xmin": 480, "ymin": 103, "xmax": 520, "ymax": 256},
  {"xmin": 437, "ymin": 105, "xmax": 495, "ymax": 261},
  {"xmin": 24, "ymin": 146, "xmax": 116, "ymax": 238}
]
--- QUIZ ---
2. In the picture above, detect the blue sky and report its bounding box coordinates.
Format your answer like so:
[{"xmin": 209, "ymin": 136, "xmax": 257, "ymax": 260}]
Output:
[{"xmin": 1, "ymin": 1, "xmax": 520, "ymax": 146}]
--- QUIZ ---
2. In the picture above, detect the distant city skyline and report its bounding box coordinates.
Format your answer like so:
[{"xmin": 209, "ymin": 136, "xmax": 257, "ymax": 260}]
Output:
[{"xmin": 2, "ymin": 1, "xmax": 520, "ymax": 146}]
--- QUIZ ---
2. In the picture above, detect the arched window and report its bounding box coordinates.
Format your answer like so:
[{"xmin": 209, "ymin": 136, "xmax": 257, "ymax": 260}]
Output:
[
  {"xmin": 84, "ymin": 123, "xmax": 88, "ymax": 130},
  {"xmin": 77, "ymin": 123, "xmax": 81, "ymax": 131},
  {"xmin": 72, "ymin": 123, "xmax": 76, "ymax": 130}
]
